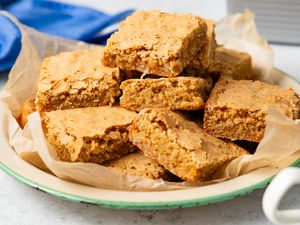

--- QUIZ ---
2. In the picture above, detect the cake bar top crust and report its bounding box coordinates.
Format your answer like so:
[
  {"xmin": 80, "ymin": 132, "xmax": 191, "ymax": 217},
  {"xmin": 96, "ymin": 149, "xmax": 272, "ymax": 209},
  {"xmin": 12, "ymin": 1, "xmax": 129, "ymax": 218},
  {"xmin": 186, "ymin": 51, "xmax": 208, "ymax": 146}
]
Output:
[
  {"xmin": 209, "ymin": 78, "xmax": 300, "ymax": 119},
  {"xmin": 129, "ymin": 108, "xmax": 248, "ymax": 181},
  {"xmin": 208, "ymin": 47, "xmax": 253, "ymax": 80},
  {"xmin": 106, "ymin": 10, "xmax": 206, "ymax": 58},
  {"xmin": 103, "ymin": 152, "xmax": 170, "ymax": 180},
  {"xmin": 134, "ymin": 108, "xmax": 247, "ymax": 158},
  {"xmin": 37, "ymin": 47, "xmax": 120, "ymax": 93},
  {"xmin": 43, "ymin": 106, "xmax": 137, "ymax": 138},
  {"xmin": 214, "ymin": 47, "xmax": 251, "ymax": 65},
  {"xmin": 103, "ymin": 10, "xmax": 208, "ymax": 76}
]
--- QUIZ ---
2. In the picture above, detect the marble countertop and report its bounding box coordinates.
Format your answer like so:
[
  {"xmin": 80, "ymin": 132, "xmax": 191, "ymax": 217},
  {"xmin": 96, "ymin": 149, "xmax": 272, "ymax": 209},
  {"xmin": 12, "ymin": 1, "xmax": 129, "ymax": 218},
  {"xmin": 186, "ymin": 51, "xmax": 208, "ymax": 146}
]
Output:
[{"xmin": 1, "ymin": 1, "xmax": 300, "ymax": 224}]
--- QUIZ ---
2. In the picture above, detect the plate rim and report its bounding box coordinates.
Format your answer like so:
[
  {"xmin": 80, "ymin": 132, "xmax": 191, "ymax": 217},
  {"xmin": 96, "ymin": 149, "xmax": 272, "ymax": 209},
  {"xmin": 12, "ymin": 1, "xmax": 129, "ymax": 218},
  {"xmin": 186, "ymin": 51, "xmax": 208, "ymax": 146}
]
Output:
[
  {"xmin": 1, "ymin": 160, "xmax": 300, "ymax": 210},
  {"xmin": 1, "ymin": 67, "xmax": 300, "ymax": 210}
]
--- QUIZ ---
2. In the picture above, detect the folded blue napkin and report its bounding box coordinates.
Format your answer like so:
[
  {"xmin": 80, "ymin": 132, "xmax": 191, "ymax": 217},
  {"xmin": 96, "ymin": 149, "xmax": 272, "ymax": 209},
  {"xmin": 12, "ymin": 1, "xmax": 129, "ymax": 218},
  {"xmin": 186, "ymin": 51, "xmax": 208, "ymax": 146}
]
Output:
[{"xmin": 0, "ymin": 0, "xmax": 134, "ymax": 71}]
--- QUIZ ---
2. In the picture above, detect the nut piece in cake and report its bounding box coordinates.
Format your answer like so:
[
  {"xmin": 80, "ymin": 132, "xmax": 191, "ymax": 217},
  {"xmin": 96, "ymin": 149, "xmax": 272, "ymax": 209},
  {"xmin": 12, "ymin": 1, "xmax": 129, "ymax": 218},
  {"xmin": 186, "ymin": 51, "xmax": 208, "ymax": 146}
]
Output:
[
  {"xmin": 35, "ymin": 47, "xmax": 120, "ymax": 112},
  {"xmin": 208, "ymin": 47, "xmax": 253, "ymax": 80},
  {"xmin": 16, "ymin": 98, "xmax": 36, "ymax": 128},
  {"xmin": 102, "ymin": 10, "xmax": 208, "ymax": 77},
  {"xmin": 129, "ymin": 108, "xmax": 248, "ymax": 182},
  {"xmin": 204, "ymin": 78, "xmax": 300, "ymax": 142},
  {"xmin": 186, "ymin": 19, "xmax": 217, "ymax": 72},
  {"xmin": 103, "ymin": 152, "xmax": 177, "ymax": 181},
  {"xmin": 42, "ymin": 106, "xmax": 137, "ymax": 164},
  {"xmin": 120, "ymin": 76, "xmax": 213, "ymax": 112}
]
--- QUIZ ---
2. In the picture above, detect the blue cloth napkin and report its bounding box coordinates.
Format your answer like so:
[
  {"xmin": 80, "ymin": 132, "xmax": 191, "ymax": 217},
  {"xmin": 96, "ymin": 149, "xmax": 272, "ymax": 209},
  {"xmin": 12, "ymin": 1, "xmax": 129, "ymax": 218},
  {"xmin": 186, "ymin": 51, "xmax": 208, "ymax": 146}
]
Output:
[{"xmin": 0, "ymin": 0, "xmax": 134, "ymax": 71}]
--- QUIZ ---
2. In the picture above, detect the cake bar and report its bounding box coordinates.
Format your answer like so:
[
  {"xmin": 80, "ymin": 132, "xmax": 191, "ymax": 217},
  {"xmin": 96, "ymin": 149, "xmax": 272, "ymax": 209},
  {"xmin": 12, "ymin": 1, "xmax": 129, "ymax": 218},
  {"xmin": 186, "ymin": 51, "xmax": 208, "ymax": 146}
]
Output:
[
  {"xmin": 35, "ymin": 47, "xmax": 120, "ymax": 112},
  {"xmin": 204, "ymin": 78, "xmax": 300, "ymax": 142},
  {"xmin": 120, "ymin": 76, "xmax": 213, "ymax": 112},
  {"xmin": 102, "ymin": 10, "xmax": 208, "ymax": 77},
  {"xmin": 129, "ymin": 108, "xmax": 248, "ymax": 182},
  {"xmin": 208, "ymin": 47, "xmax": 253, "ymax": 80},
  {"xmin": 103, "ymin": 152, "xmax": 176, "ymax": 181},
  {"xmin": 186, "ymin": 19, "xmax": 217, "ymax": 72},
  {"xmin": 42, "ymin": 106, "xmax": 137, "ymax": 163}
]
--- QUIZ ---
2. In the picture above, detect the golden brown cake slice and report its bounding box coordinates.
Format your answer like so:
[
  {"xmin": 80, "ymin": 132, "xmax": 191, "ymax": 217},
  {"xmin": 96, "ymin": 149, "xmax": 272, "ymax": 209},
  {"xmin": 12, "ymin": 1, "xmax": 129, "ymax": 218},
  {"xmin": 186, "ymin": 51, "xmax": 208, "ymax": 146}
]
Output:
[
  {"xmin": 186, "ymin": 19, "xmax": 217, "ymax": 72},
  {"xmin": 120, "ymin": 76, "xmax": 213, "ymax": 112},
  {"xmin": 16, "ymin": 98, "xmax": 36, "ymax": 128},
  {"xmin": 42, "ymin": 106, "xmax": 137, "ymax": 163},
  {"xmin": 208, "ymin": 47, "xmax": 253, "ymax": 80},
  {"xmin": 102, "ymin": 10, "xmax": 208, "ymax": 77},
  {"xmin": 35, "ymin": 47, "xmax": 120, "ymax": 112},
  {"xmin": 204, "ymin": 78, "xmax": 300, "ymax": 142},
  {"xmin": 129, "ymin": 108, "xmax": 248, "ymax": 182},
  {"xmin": 103, "ymin": 152, "xmax": 176, "ymax": 181}
]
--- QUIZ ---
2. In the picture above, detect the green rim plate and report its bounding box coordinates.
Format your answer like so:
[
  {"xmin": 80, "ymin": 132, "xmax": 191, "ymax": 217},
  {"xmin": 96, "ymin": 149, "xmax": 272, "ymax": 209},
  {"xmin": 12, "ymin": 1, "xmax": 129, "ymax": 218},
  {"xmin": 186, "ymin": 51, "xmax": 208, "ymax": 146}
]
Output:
[{"xmin": 1, "ymin": 159, "xmax": 300, "ymax": 210}]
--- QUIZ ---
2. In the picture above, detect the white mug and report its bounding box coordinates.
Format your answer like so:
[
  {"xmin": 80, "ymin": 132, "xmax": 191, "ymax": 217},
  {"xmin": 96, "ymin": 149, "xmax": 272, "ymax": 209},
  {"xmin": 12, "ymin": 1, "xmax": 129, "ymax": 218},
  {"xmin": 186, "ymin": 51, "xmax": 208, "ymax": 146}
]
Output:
[{"xmin": 263, "ymin": 167, "xmax": 300, "ymax": 225}]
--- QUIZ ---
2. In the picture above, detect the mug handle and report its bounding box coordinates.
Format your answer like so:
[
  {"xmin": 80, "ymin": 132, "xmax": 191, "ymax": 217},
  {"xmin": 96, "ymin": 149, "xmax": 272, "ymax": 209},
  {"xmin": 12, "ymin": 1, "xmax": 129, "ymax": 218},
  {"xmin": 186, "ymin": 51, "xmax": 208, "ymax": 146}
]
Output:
[{"xmin": 263, "ymin": 167, "xmax": 300, "ymax": 225}]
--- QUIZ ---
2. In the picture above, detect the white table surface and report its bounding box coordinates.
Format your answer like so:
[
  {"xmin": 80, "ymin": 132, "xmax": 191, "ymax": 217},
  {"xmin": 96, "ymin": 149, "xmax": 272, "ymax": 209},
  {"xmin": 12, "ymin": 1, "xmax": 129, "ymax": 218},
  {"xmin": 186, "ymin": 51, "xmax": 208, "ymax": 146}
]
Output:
[{"xmin": 1, "ymin": 1, "xmax": 300, "ymax": 224}]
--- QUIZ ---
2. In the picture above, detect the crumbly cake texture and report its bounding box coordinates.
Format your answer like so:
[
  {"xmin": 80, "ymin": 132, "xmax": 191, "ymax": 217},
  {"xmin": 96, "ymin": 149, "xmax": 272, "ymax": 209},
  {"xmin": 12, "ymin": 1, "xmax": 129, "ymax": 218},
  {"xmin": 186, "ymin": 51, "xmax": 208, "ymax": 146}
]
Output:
[
  {"xmin": 35, "ymin": 47, "xmax": 121, "ymax": 112},
  {"xmin": 129, "ymin": 108, "xmax": 248, "ymax": 182},
  {"xmin": 42, "ymin": 106, "xmax": 137, "ymax": 164},
  {"xmin": 185, "ymin": 19, "xmax": 216, "ymax": 72},
  {"xmin": 102, "ymin": 10, "xmax": 208, "ymax": 77},
  {"xmin": 204, "ymin": 78, "xmax": 300, "ymax": 142},
  {"xmin": 120, "ymin": 76, "xmax": 213, "ymax": 112},
  {"xmin": 17, "ymin": 98, "xmax": 36, "ymax": 128},
  {"xmin": 103, "ymin": 152, "xmax": 177, "ymax": 181},
  {"xmin": 208, "ymin": 47, "xmax": 253, "ymax": 80}
]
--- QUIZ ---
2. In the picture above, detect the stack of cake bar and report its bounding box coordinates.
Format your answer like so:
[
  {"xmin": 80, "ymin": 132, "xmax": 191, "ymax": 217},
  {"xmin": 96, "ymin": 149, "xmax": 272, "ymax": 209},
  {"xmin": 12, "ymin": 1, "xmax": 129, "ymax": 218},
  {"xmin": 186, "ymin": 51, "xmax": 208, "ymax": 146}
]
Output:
[{"xmin": 17, "ymin": 10, "xmax": 300, "ymax": 183}]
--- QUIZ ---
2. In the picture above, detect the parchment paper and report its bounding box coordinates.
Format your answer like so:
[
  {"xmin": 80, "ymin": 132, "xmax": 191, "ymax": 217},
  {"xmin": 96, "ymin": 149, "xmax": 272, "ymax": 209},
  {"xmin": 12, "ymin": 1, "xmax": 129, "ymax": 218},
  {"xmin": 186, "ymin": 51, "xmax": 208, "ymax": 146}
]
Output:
[
  {"xmin": 1, "ymin": 10, "xmax": 300, "ymax": 191},
  {"xmin": 215, "ymin": 9, "xmax": 274, "ymax": 78}
]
